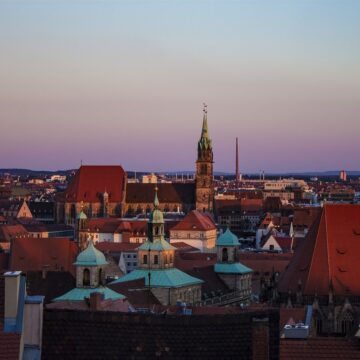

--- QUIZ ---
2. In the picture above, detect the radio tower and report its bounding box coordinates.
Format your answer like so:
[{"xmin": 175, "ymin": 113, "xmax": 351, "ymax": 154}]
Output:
[{"xmin": 235, "ymin": 137, "xmax": 239, "ymax": 188}]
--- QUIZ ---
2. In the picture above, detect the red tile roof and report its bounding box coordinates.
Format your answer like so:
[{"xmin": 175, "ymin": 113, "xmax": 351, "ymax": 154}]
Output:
[
  {"xmin": 278, "ymin": 204, "xmax": 360, "ymax": 296},
  {"xmin": 10, "ymin": 237, "xmax": 78, "ymax": 276},
  {"xmin": 280, "ymin": 337, "xmax": 360, "ymax": 359},
  {"xmin": 171, "ymin": 210, "xmax": 216, "ymax": 231},
  {"xmin": 0, "ymin": 224, "xmax": 29, "ymax": 242},
  {"xmin": 64, "ymin": 165, "xmax": 126, "ymax": 203}
]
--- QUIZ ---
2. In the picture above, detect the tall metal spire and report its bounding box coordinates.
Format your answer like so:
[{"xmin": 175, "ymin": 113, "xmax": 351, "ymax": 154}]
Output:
[
  {"xmin": 235, "ymin": 137, "xmax": 239, "ymax": 188},
  {"xmin": 201, "ymin": 103, "xmax": 209, "ymax": 139}
]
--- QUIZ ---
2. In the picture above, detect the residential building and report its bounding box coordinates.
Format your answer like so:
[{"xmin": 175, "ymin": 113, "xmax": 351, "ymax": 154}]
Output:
[{"xmin": 170, "ymin": 210, "xmax": 217, "ymax": 252}]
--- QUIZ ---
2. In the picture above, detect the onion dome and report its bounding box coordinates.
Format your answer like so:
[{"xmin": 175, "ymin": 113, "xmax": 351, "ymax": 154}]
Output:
[
  {"xmin": 216, "ymin": 228, "xmax": 240, "ymax": 246},
  {"xmin": 74, "ymin": 238, "xmax": 108, "ymax": 266}
]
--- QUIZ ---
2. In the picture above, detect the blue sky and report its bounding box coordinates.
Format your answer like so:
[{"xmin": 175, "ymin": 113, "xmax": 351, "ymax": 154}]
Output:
[{"xmin": 0, "ymin": 0, "xmax": 359, "ymax": 172}]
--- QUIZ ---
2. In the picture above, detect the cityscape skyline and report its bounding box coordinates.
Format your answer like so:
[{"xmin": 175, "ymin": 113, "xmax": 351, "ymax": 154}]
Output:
[{"xmin": 1, "ymin": 0, "xmax": 359, "ymax": 172}]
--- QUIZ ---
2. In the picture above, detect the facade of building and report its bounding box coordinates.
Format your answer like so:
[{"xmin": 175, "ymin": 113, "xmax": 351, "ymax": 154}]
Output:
[{"xmin": 170, "ymin": 210, "xmax": 217, "ymax": 252}]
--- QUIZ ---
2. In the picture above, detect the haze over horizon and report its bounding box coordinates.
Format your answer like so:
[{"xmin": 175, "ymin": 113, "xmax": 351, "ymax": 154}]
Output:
[{"xmin": 1, "ymin": 1, "xmax": 359, "ymax": 173}]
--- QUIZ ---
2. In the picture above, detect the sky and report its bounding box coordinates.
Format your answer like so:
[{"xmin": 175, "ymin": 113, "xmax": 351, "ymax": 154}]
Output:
[{"xmin": 0, "ymin": 0, "xmax": 359, "ymax": 173}]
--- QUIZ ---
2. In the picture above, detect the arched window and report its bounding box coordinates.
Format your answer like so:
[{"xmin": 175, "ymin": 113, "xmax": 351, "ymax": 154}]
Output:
[
  {"xmin": 169, "ymin": 254, "xmax": 173, "ymax": 263},
  {"xmin": 222, "ymin": 248, "xmax": 228, "ymax": 262},
  {"xmin": 155, "ymin": 226, "xmax": 159, "ymax": 235},
  {"xmin": 98, "ymin": 268, "xmax": 102, "ymax": 285},
  {"xmin": 164, "ymin": 254, "xmax": 167, "ymax": 264},
  {"xmin": 83, "ymin": 268, "xmax": 90, "ymax": 286},
  {"xmin": 154, "ymin": 255, "xmax": 159, "ymax": 265},
  {"xmin": 143, "ymin": 254, "xmax": 148, "ymax": 265}
]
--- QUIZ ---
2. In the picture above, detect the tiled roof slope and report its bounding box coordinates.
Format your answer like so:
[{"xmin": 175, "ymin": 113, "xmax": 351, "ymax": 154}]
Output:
[
  {"xmin": 280, "ymin": 337, "xmax": 360, "ymax": 359},
  {"xmin": 42, "ymin": 309, "xmax": 279, "ymax": 360},
  {"xmin": 64, "ymin": 165, "xmax": 126, "ymax": 203},
  {"xmin": 0, "ymin": 274, "xmax": 21, "ymax": 360},
  {"xmin": 126, "ymin": 183, "xmax": 195, "ymax": 204},
  {"xmin": 171, "ymin": 210, "xmax": 216, "ymax": 231},
  {"xmin": 10, "ymin": 237, "xmax": 78, "ymax": 275},
  {"xmin": 278, "ymin": 204, "xmax": 360, "ymax": 296}
]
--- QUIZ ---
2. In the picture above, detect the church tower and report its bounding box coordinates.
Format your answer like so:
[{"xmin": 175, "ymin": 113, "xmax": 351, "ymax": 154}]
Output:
[{"xmin": 196, "ymin": 104, "xmax": 214, "ymax": 212}]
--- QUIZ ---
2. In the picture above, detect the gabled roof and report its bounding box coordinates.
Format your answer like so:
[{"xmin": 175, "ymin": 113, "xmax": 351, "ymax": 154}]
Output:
[
  {"xmin": 278, "ymin": 204, "xmax": 360, "ymax": 296},
  {"xmin": 111, "ymin": 268, "xmax": 203, "ymax": 288},
  {"xmin": 126, "ymin": 183, "xmax": 195, "ymax": 204},
  {"xmin": 64, "ymin": 165, "xmax": 126, "ymax": 203},
  {"xmin": 171, "ymin": 210, "xmax": 216, "ymax": 231}
]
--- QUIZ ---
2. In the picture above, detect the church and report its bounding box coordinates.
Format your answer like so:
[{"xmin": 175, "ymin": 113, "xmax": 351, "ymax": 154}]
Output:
[{"xmin": 55, "ymin": 106, "xmax": 214, "ymax": 225}]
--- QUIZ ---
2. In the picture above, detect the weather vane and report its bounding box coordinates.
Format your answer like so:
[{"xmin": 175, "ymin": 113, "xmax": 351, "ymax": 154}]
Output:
[{"xmin": 203, "ymin": 102, "xmax": 207, "ymax": 114}]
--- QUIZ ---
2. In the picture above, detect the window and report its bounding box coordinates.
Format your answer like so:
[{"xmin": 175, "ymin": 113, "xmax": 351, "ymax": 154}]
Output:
[
  {"xmin": 154, "ymin": 255, "xmax": 159, "ymax": 265},
  {"xmin": 222, "ymin": 248, "xmax": 228, "ymax": 262},
  {"xmin": 143, "ymin": 254, "xmax": 148, "ymax": 265},
  {"xmin": 83, "ymin": 268, "xmax": 90, "ymax": 286},
  {"xmin": 98, "ymin": 268, "xmax": 102, "ymax": 285}
]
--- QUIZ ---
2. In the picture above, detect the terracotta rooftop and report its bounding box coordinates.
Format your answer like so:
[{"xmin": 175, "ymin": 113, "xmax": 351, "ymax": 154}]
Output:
[
  {"xmin": 278, "ymin": 204, "xmax": 360, "ymax": 296},
  {"xmin": 280, "ymin": 337, "xmax": 360, "ymax": 359},
  {"xmin": 171, "ymin": 210, "xmax": 216, "ymax": 231},
  {"xmin": 10, "ymin": 237, "xmax": 78, "ymax": 276},
  {"xmin": 64, "ymin": 165, "xmax": 126, "ymax": 203}
]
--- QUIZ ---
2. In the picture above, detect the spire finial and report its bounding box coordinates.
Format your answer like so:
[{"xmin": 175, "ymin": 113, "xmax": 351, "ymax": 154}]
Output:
[
  {"xmin": 203, "ymin": 102, "xmax": 207, "ymax": 115},
  {"xmin": 154, "ymin": 186, "xmax": 159, "ymax": 208}
]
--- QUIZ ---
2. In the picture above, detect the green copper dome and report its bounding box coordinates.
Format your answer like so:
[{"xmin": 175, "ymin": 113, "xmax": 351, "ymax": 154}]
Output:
[
  {"xmin": 74, "ymin": 239, "xmax": 108, "ymax": 266},
  {"xmin": 216, "ymin": 228, "xmax": 240, "ymax": 246}
]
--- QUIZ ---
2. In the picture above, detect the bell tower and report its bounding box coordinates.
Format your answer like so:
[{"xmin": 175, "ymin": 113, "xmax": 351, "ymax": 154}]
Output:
[{"xmin": 196, "ymin": 104, "xmax": 214, "ymax": 212}]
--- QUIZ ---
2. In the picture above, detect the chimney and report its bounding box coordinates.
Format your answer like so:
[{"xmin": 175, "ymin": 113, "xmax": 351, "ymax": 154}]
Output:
[
  {"xmin": 252, "ymin": 317, "xmax": 270, "ymax": 360},
  {"xmin": 89, "ymin": 292, "xmax": 105, "ymax": 311},
  {"xmin": 235, "ymin": 137, "xmax": 239, "ymax": 188},
  {"xmin": 4, "ymin": 271, "xmax": 22, "ymax": 328}
]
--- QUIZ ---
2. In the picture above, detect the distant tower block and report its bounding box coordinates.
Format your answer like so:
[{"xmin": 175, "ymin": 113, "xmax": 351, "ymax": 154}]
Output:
[{"xmin": 339, "ymin": 170, "xmax": 347, "ymax": 182}]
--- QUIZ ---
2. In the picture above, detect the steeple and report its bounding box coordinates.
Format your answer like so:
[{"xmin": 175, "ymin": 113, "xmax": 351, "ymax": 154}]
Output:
[
  {"xmin": 148, "ymin": 186, "xmax": 164, "ymax": 242},
  {"xmin": 198, "ymin": 103, "xmax": 212, "ymax": 154}
]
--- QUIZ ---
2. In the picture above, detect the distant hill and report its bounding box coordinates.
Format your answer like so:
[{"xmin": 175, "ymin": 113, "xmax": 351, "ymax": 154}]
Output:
[
  {"xmin": 0, "ymin": 168, "xmax": 75, "ymax": 176},
  {"xmin": 1, "ymin": 168, "xmax": 359, "ymax": 178}
]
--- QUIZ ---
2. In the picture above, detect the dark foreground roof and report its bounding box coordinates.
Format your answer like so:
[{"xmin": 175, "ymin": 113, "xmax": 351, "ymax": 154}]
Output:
[{"xmin": 42, "ymin": 308, "xmax": 279, "ymax": 360}]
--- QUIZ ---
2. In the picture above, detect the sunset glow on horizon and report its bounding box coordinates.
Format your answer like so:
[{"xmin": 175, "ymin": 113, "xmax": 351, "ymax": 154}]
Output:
[{"xmin": 1, "ymin": 0, "xmax": 359, "ymax": 173}]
